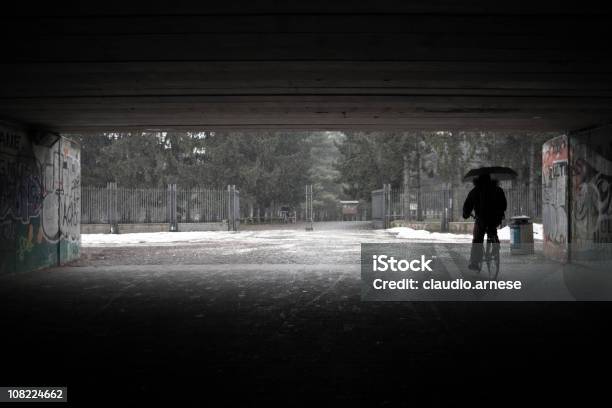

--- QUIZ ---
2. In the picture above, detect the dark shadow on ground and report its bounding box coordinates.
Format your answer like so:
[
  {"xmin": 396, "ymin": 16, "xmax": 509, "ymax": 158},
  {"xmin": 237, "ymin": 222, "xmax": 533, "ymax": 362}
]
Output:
[{"xmin": 0, "ymin": 225, "xmax": 609, "ymax": 405}]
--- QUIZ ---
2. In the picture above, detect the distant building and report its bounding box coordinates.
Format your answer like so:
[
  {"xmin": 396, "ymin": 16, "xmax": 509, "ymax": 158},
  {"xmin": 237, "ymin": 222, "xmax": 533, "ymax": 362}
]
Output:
[{"xmin": 340, "ymin": 200, "xmax": 359, "ymax": 221}]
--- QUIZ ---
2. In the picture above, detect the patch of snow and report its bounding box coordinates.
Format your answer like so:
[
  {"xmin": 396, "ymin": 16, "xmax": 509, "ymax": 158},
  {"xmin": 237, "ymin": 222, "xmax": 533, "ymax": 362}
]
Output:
[
  {"xmin": 82, "ymin": 231, "xmax": 242, "ymax": 247},
  {"xmin": 498, "ymin": 223, "xmax": 543, "ymax": 241},
  {"xmin": 386, "ymin": 227, "xmax": 472, "ymax": 242},
  {"xmin": 533, "ymin": 223, "xmax": 544, "ymax": 240},
  {"xmin": 387, "ymin": 223, "xmax": 543, "ymax": 242}
]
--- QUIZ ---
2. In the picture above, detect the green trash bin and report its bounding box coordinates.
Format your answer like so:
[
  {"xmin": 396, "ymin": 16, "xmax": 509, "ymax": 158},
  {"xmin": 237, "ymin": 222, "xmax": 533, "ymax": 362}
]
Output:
[{"xmin": 509, "ymin": 216, "xmax": 534, "ymax": 255}]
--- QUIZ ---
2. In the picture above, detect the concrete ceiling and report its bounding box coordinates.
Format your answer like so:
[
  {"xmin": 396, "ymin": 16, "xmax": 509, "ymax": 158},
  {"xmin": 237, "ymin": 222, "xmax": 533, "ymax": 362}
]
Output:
[{"xmin": 1, "ymin": 1, "xmax": 611, "ymax": 132}]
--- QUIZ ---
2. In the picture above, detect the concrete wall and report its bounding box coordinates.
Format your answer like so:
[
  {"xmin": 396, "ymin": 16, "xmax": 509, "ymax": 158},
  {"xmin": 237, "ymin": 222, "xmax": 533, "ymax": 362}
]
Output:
[
  {"xmin": 178, "ymin": 222, "xmax": 227, "ymax": 232},
  {"xmin": 81, "ymin": 224, "xmax": 111, "ymax": 234},
  {"xmin": 0, "ymin": 123, "xmax": 80, "ymax": 274},
  {"xmin": 542, "ymin": 134, "xmax": 569, "ymax": 262},
  {"xmin": 389, "ymin": 220, "xmax": 441, "ymax": 232},
  {"xmin": 117, "ymin": 223, "xmax": 168, "ymax": 233},
  {"xmin": 570, "ymin": 126, "xmax": 612, "ymax": 249},
  {"xmin": 81, "ymin": 224, "xmax": 170, "ymax": 234},
  {"xmin": 542, "ymin": 126, "xmax": 612, "ymax": 262},
  {"xmin": 81, "ymin": 222, "xmax": 227, "ymax": 234},
  {"xmin": 388, "ymin": 220, "xmax": 474, "ymax": 234}
]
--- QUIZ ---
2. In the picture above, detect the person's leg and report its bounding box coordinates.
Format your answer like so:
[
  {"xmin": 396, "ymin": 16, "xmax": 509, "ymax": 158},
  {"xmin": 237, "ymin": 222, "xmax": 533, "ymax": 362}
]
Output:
[
  {"xmin": 469, "ymin": 221, "xmax": 485, "ymax": 268},
  {"xmin": 485, "ymin": 224, "xmax": 500, "ymax": 262},
  {"xmin": 486, "ymin": 224, "xmax": 499, "ymax": 243}
]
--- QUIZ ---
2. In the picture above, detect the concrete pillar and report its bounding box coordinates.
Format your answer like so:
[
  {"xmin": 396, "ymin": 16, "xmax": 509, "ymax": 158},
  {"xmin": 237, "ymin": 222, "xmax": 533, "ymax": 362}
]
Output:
[
  {"xmin": 0, "ymin": 122, "xmax": 81, "ymax": 274},
  {"xmin": 542, "ymin": 134, "xmax": 569, "ymax": 262},
  {"xmin": 542, "ymin": 125, "xmax": 612, "ymax": 263},
  {"xmin": 569, "ymin": 126, "xmax": 612, "ymax": 251},
  {"xmin": 542, "ymin": 126, "xmax": 612, "ymax": 299}
]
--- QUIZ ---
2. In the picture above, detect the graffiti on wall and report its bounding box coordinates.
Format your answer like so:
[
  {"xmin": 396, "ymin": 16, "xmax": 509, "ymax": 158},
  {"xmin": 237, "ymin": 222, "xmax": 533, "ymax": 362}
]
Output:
[
  {"xmin": 1, "ymin": 132, "xmax": 44, "ymax": 224},
  {"xmin": 58, "ymin": 140, "xmax": 81, "ymax": 262},
  {"xmin": 0, "ymin": 124, "xmax": 81, "ymax": 273},
  {"xmin": 1, "ymin": 132, "xmax": 61, "ymax": 238},
  {"xmin": 34, "ymin": 143, "xmax": 61, "ymax": 242},
  {"xmin": 571, "ymin": 127, "xmax": 612, "ymax": 245},
  {"xmin": 542, "ymin": 135, "xmax": 569, "ymax": 260}
]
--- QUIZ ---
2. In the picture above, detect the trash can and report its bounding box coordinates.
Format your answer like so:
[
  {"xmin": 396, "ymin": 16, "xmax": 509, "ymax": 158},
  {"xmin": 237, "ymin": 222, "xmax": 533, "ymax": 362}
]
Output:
[{"xmin": 509, "ymin": 216, "xmax": 534, "ymax": 255}]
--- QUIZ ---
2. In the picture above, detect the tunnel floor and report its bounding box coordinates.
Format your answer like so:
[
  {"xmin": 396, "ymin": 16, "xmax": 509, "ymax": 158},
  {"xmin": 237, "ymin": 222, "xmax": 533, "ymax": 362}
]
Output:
[{"xmin": 0, "ymin": 222, "xmax": 609, "ymax": 404}]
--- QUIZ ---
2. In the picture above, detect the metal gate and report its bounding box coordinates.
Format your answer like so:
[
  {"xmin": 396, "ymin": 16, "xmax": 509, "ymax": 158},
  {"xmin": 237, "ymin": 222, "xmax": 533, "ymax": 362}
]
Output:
[
  {"xmin": 82, "ymin": 183, "xmax": 240, "ymax": 232},
  {"xmin": 372, "ymin": 184, "xmax": 449, "ymax": 229},
  {"xmin": 371, "ymin": 184, "xmax": 390, "ymax": 229},
  {"xmin": 371, "ymin": 183, "xmax": 542, "ymax": 230}
]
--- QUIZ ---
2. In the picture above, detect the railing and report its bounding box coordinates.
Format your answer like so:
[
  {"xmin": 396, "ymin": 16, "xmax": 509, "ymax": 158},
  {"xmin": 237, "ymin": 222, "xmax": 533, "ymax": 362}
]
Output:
[
  {"xmin": 176, "ymin": 187, "xmax": 228, "ymax": 223},
  {"xmin": 372, "ymin": 184, "xmax": 542, "ymax": 228},
  {"xmin": 81, "ymin": 183, "xmax": 240, "ymax": 231}
]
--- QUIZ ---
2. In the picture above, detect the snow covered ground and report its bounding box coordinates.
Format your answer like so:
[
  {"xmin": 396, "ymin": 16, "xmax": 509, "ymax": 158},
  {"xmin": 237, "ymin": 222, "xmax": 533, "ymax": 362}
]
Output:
[
  {"xmin": 387, "ymin": 223, "xmax": 543, "ymax": 242},
  {"xmin": 82, "ymin": 231, "xmax": 236, "ymax": 247},
  {"xmin": 81, "ymin": 228, "xmax": 377, "ymax": 248},
  {"xmin": 81, "ymin": 222, "xmax": 543, "ymax": 247}
]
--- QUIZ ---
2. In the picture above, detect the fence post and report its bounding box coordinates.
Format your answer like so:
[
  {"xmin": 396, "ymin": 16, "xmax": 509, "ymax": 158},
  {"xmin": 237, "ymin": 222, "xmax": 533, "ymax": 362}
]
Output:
[
  {"xmin": 305, "ymin": 184, "xmax": 314, "ymax": 231},
  {"xmin": 229, "ymin": 185, "xmax": 232, "ymax": 231},
  {"xmin": 186, "ymin": 188, "xmax": 191, "ymax": 223},
  {"xmin": 226, "ymin": 185, "xmax": 238, "ymax": 232},
  {"xmin": 383, "ymin": 184, "xmax": 389, "ymax": 229},
  {"xmin": 416, "ymin": 187, "xmax": 423, "ymax": 221},
  {"xmin": 449, "ymin": 186, "xmax": 454, "ymax": 222},
  {"xmin": 380, "ymin": 185, "xmax": 386, "ymax": 229},
  {"xmin": 441, "ymin": 189, "xmax": 448, "ymax": 232},
  {"xmin": 233, "ymin": 185, "xmax": 240, "ymax": 231},
  {"xmin": 227, "ymin": 185, "xmax": 232, "ymax": 231},
  {"xmin": 442, "ymin": 207, "xmax": 449, "ymax": 232},
  {"xmin": 168, "ymin": 184, "xmax": 177, "ymax": 231},
  {"xmin": 108, "ymin": 182, "xmax": 119, "ymax": 234},
  {"xmin": 388, "ymin": 184, "xmax": 392, "ymax": 228}
]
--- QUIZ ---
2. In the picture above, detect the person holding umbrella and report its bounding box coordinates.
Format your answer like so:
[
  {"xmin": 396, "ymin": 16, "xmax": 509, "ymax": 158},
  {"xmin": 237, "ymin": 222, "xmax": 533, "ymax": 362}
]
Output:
[{"xmin": 462, "ymin": 167, "xmax": 514, "ymax": 270}]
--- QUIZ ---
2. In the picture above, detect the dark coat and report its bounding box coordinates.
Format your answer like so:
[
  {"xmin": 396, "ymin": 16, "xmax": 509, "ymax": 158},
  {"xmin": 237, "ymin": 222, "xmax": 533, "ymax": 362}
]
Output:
[{"xmin": 462, "ymin": 182, "xmax": 507, "ymax": 226}]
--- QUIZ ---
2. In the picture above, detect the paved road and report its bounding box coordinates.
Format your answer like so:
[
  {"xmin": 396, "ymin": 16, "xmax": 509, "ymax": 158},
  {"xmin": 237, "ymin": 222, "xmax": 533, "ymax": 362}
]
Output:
[
  {"xmin": 0, "ymin": 222, "xmax": 609, "ymax": 404},
  {"xmin": 78, "ymin": 221, "xmax": 383, "ymax": 266}
]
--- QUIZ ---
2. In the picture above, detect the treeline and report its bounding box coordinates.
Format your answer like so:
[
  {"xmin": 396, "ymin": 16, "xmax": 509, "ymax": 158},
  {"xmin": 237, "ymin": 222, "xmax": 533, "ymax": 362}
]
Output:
[
  {"xmin": 73, "ymin": 130, "xmax": 555, "ymax": 217},
  {"xmin": 335, "ymin": 130, "xmax": 555, "ymax": 201}
]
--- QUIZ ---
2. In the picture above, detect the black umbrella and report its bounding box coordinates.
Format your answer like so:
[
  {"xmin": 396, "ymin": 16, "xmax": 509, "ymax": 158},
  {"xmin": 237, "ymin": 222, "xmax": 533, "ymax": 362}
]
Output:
[{"xmin": 462, "ymin": 166, "xmax": 518, "ymax": 182}]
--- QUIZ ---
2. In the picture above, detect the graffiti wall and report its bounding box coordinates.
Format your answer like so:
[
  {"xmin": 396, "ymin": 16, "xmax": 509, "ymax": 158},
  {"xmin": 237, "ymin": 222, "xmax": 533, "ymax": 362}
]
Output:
[
  {"xmin": 0, "ymin": 123, "xmax": 80, "ymax": 274},
  {"xmin": 58, "ymin": 139, "xmax": 81, "ymax": 263},
  {"xmin": 542, "ymin": 134, "xmax": 569, "ymax": 261},
  {"xmin": 571, "ymin": 126, "xmax": 612, "ymax": 247}
]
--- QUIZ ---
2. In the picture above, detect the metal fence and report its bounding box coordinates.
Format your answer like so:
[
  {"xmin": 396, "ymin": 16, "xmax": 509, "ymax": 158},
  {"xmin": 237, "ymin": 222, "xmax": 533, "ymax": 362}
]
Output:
[
  {"xmin": 81, "ymin": 183, "xmax": 240, "ymax": 230},
  {"xmin": 372, "ymin": 184, "xmax": 542, "ymax": 228},
  {"xmin": 176, "ymin": 187, "xmax": 230, "ymax": 223},
  {"xmin": 81, "ymin": 185, "xmax": 112, "ymax": 224},
  {"xmin": 371, "ymin": 187, "xmax": 387, "ymax": 228}
]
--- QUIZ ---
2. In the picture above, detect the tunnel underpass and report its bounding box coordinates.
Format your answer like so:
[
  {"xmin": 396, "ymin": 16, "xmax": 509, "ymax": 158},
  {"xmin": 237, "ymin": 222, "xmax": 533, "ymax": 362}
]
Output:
[{"xmin": 1, "ymin": 1, "xmax": 612, "ymax": 405}]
